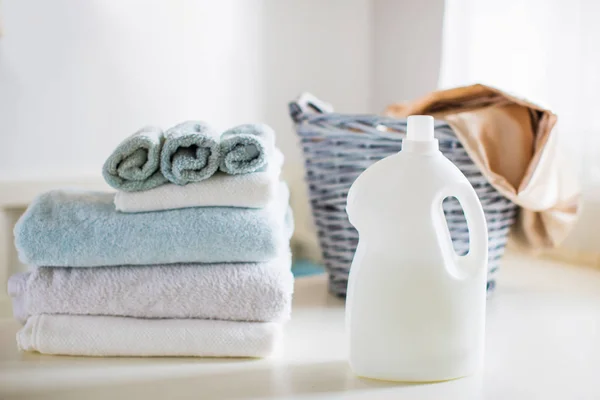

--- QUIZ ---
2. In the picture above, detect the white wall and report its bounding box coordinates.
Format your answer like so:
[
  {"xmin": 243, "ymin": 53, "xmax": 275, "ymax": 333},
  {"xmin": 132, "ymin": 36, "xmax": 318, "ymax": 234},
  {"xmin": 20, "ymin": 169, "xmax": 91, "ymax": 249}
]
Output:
[
  {"xmin": 0, "ymin": 0, "xmax": 260, "ymax": 178},
  {"xmin": 371, "ymin": 0, "xmax": 445, "ymax": 111},
  {"xmin": 260, "ymin": 0, "xmax": 372, "ymax": 166},
  {"xmin": 1, "ymin": 0, "xmax": 450, "ymax": 177},
  {"xmin": 0, "ymin": 0, "xmax": 372, "ymax": 179}
]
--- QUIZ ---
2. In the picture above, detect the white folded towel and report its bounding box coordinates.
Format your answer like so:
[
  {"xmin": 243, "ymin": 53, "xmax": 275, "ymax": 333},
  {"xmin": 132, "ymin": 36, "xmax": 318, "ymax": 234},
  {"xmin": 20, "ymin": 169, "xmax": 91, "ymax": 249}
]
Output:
[
  {"xmin": 9, "ymin": 253, "xmax": 293, "ymax": 323},
  {"xmin": 18, "ymin": 315, "xmax": 281, "ymax": 357},
  {"xmin": 114, "ymin": 149, "xmax": 284, "ymax": 212}
]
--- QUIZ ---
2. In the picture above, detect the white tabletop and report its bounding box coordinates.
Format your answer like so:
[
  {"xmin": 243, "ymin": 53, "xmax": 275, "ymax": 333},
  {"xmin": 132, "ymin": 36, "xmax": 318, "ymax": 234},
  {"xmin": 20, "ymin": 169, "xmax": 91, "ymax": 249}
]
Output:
[{"xmin": 1, "ymin": 251, "xmax": 600, "ymax": 400}]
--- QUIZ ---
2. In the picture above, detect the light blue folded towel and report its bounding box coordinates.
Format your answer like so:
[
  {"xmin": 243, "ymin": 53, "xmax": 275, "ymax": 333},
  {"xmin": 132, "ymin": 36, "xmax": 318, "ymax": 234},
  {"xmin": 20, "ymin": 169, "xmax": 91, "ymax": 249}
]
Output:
[
  {"xmin": 161, "ymin": 121, "xmax": 221, "ymax": 185},
  {"xmin": 102, "ymin": 126, "xmax": 168, "ymax": 192},
  {"xmin": 219, "ymin": 124, "xmax": 276, "ymax": 175},
  {"xmin": 14, "ymin": 184, "xmax": 292, "ymax": 267}
]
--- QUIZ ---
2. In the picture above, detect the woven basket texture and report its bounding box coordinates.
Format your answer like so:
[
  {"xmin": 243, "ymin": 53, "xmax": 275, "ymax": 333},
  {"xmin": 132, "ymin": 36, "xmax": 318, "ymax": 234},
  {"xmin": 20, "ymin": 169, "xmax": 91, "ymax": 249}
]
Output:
[{"xmin": 290, "ymin": 99, "xmax": 518, "ymax": 297}]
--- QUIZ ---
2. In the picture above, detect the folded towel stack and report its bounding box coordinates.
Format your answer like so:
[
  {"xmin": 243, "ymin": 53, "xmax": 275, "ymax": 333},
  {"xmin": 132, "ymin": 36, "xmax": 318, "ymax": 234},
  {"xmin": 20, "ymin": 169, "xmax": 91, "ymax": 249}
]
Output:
[{"xmin": 9, "ymin": 122, "xmax": 293, "ymax": 358}]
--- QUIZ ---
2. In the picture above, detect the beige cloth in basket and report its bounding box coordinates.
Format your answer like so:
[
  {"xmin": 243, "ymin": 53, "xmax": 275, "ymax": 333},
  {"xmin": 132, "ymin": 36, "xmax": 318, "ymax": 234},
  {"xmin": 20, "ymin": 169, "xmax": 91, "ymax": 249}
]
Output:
[{"xmin": 385, "ymin": 84, "xmax": 580, "ymax": 248}]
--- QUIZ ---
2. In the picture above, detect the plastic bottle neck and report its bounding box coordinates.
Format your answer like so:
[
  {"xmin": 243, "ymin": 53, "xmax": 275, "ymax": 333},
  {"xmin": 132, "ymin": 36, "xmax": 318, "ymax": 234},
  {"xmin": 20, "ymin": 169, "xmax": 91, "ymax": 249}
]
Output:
[{"xmin": 401, "ymin": 138, "xmax": 440, "ymax": 154}]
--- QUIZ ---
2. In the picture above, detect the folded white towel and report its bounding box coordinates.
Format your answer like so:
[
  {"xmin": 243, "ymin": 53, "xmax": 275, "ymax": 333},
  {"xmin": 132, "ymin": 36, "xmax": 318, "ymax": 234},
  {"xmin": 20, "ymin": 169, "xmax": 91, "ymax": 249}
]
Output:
[
  {"xmin": 18, "ymin": 315, "xmax": 281, "ymax": 357},
  {"xmin": 9, "ymin": 253, "xmax": 293, "ymax": 323},
  {"xmin": 115, "ymin": 149, "xmax": 284, "ymax": 212}
]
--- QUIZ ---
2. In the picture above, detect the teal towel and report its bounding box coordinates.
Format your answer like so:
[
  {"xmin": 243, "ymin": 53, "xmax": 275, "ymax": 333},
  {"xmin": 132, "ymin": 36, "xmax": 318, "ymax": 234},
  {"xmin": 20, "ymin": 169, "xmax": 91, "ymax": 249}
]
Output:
[
  {"xmin": 219, "ymin": 124, "xmax": 275, "ymax": 175},
  {"xmin": 292, "ymin": 259, "xmax": 325, "ymax": 277},
  {"xmin": 102, "ymin": 126, "xmax": 168, "ymax": 192},
  {"xmin": 14, "ymin": 184, "xmax": 293, "ymax": 267},
  {"xmin": 161, "ymin": 121, "xmax": 221, "ymax": 185}
]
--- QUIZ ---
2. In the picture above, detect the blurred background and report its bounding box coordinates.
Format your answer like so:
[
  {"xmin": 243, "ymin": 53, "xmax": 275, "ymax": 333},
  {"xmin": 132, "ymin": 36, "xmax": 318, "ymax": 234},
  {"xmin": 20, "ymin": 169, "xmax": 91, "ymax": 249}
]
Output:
[{"xmin": 1, "ymin": 0, "xmax": 600, "ymax": 293}]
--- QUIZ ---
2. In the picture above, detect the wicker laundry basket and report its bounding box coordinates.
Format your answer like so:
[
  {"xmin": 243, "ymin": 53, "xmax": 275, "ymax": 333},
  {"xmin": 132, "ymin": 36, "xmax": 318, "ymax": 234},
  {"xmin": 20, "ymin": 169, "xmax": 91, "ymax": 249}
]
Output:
[{"xmin": 289, "ymin": 94, "xmax": 518, "ymax": 297}]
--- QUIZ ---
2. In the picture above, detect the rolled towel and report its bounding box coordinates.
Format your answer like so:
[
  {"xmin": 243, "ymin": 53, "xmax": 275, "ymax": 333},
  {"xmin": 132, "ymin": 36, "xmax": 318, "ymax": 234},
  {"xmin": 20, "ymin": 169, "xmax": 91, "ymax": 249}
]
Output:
[
  {"xmin": 220, "ymin": 123, "xmax": 276, "ymax": 175},
  {"xmin": 17, "ymin": 315, "xmax": 281, "ymax": 357},
  {"xmin": 8, "ymin": 252, "xmax": 293, "ymax": 323},
  {"xmin": 161, "ymin": 121, "xmax": 221, "ymax": 185},
  {"xmin": 14, "ymin": 184, "xmax": 293, "ymax": 267},
  {"xmin": 102, "ymin": 126, "xmax": 168, "ymax": 192},
  {"xmin": 115, "ymin": 149, "xmax": 284, "ymax": 212}
]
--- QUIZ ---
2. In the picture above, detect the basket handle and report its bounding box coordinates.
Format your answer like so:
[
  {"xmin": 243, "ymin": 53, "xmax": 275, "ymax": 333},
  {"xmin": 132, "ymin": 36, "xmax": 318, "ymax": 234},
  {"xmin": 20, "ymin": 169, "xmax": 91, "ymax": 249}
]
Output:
[{"xmin": 289, "ymin": 92, "xmax": 334, "ymax": 123}]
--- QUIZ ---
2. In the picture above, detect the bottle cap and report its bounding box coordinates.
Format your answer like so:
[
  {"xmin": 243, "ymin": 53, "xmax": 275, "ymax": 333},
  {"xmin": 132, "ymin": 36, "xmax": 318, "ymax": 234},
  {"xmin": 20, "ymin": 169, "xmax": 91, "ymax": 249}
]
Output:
[{"xmin": 407, "ymin": 115, "xmax": 434, "ymax": 142}]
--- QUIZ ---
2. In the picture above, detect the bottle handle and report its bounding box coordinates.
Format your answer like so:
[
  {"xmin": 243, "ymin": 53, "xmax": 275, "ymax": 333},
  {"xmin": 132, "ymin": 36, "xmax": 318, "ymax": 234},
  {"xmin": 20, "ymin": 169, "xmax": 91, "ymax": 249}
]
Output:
[{"xmin": 443, "ymin": 182, "xmax": 489, "ymax": 277}]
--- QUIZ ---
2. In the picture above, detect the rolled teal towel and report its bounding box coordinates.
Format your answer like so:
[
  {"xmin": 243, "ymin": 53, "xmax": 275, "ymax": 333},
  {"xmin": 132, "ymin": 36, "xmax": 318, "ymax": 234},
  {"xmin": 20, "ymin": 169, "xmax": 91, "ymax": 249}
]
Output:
[
  {"xmin": 102, "ymin": 126, "xmax": 168, "ymax": 192},
  {"xmin": 14, "ymin": 184, "xmax": 292, "ymax": 267},
  {"xmin": 161, "ymin": 121, "xmax": 221, "ymax": 185},
  {"xmin": 219, "ymin": 124, "xmax": 276, "ymax": 175}
]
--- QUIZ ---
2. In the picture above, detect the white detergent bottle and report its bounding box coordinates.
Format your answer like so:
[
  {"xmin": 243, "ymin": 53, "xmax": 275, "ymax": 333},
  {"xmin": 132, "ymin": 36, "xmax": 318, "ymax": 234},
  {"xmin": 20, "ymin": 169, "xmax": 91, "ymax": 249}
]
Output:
[{"xmin": 345, "ymin": 115, "xmax": 488, "ymax": 382}]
